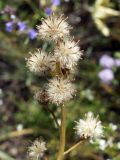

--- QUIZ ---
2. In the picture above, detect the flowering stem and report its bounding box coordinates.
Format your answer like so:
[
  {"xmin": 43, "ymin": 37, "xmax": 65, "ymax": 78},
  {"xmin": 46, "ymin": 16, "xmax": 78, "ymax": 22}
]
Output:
[
  {"xmin": 57, "ymin": 105, "xmax": 66, "ymax": 160},
  {"xmin": 64, "ymin": 140, "xmax": 84, "ymax": 155}
]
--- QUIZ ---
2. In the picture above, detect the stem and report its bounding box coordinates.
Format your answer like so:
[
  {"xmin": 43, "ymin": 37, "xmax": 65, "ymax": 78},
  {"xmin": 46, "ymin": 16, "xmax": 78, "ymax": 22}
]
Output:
[
  {"xmin": 0, "ymin": 129, "xmax": 33, "ymax": 142},
  {"xmin": 64, "ymin": 140, "xmax": 84, "ymax": 155},
  {"xmin": 41, "ymin": 103, "xmax": 60, "ymax": 129},
  {"xmin": 47, "ymin": 107, "xmax": 60, "ymax": 129},
  {"xmin": 57, "ymin": 106, "xmax": 66, "ymax": 160}
]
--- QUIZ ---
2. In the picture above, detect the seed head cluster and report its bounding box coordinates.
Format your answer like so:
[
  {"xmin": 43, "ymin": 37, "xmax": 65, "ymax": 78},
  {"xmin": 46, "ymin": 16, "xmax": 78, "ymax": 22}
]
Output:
[
  {"xmin": 26, "ymin": 13, "xmax": 82, "ymax": 105},
  {"xmin": 26, "ymin": 13, "xmax": 104, "ymax": 156}
]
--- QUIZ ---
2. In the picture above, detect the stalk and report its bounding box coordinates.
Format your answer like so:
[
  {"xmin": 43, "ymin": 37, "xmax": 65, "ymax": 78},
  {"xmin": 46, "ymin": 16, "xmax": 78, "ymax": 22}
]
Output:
[
  {"xmin": 57, "ymin": 105, "xmax": 66, "ymax": 160},
  {"xmin": 64, "ymin": 140, "xmax": 84, "ymax": 155}
]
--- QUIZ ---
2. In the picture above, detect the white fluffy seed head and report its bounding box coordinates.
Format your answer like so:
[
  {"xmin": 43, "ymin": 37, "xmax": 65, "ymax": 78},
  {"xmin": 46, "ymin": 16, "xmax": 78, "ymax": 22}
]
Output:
[
  {"xmin": 26, "ymin": 49, "xmax": 51, "ymax": 75},
  {"xmin": 47, "ymin": 77, "xmax": 76, "ymax": 105},
  {"xmin": 28, "ymin": 139, "xmax": 47, "ymax": 160},
  {"xmin": 54, "ymin": 39, "xmax": 83, "ymax": 69},
  {"xmin": 37, "ymin": 14, "xmax": 71, "ymax": 41},
  {"xmin": 75, "ymin": 112, "xmax": 103, "ymax": 141}
]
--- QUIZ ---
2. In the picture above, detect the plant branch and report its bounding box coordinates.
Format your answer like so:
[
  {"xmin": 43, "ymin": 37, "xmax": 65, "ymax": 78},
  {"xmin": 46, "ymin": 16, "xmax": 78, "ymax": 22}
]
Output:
[
  {"xmin": 64, "ymin": 140, "xmax": 84, "ymax": 155},
  {"xmin": 0, "ymin": 129, "xmax": 33, "ymax": 142},
  {"xmin": 39, "ymin": 102, "xmax": 60, "ymax": 129},
  {"xmin": 57, "ymin": 105, "xmax": 66, "ymax": 160},
  {"xmin": 47, "ymin": 107, "xmax": 60, "ymax": 129}
]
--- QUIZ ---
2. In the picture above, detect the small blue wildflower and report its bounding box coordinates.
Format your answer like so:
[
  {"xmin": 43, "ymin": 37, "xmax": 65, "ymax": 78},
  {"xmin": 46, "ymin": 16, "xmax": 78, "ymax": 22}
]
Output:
[
  {"xmin": 115, "ymin": 59, "xmax": 120, "ymax": 67},
  {"xmin": 5, "ymin": 21, "xmax": 13, "ymax": 32},
  {"xmin": 99, "ymin": 54, "xmax": 115, "ymax": 68},
  {"xmin": 28, "ymin": 29, "xmax": 37, "ymax": 40},
  {"xmin": 17, "ymin": 22, "xmax": 27, "ymax": 31},
  {"xmin": 45, "ymin": 8, "xmax": 52, "ymax": 16},
  {"xmin": 98, "ymin": 69, "xmax": 114, "ymax": 84},
  {"xmin": 52, "ymin": 0, "xmax": 60, "ymax": 6}
]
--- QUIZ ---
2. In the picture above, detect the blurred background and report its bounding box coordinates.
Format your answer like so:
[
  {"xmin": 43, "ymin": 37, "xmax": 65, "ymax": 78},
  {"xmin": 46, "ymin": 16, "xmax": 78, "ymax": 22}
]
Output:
[{"xmin": 0, "ymin": 0, "xmax": 120, "ymax": 160}]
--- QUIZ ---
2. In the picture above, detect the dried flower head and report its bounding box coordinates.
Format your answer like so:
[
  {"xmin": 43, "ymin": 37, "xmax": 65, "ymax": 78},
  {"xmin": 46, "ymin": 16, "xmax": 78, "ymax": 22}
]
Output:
[
  {"xmin": 28, "ymin": 139, "xmax": 47, "ymax": 160},
  {"xmin": 47, "ymin": 77, "xmax": 76, "ymax": 105},
  {"xmin": 34, "ymin": 90, "xmax": 49, "ymax": 104},
  {"xmin": 26, "ymin": 49, "xmax": 50, "ymax": 75},
  {"xmin": 54, "ymin": 39, "xmax": 82, "ymax": 69},
  {"xmin": 75, "ymin": 112, "xmax": 103, "ymax": 140},
  {"xmin": 37, "ymin": 13, "xmax": 71, "ymax": 41}
]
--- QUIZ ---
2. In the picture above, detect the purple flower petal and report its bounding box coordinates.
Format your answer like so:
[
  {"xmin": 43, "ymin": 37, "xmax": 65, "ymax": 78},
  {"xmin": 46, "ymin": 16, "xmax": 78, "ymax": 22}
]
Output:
[
  {"xmin": 17, "ymin": 22, "xmax": 27, "ymax": 31},
  {"xmin": 98, "ymin": 69, "xmax": 114, "ymax": 83},
  {"xmin": 28, "ymin": 29, "xmax": 37, "ymax": 40},
  {"xmin": 52, "ymin": 0, "xmax": 60, "ymax": 6},
  {"xmin": 45, "ymin": 8, "xmax": 52, "ymax": 16},
  {"xmin": 99, "ymin": 54, "xmax": 115, "ymax": 68},
  {"xmin": 5, "ymin": 21, "xmax": 13, "ymax": 32}
]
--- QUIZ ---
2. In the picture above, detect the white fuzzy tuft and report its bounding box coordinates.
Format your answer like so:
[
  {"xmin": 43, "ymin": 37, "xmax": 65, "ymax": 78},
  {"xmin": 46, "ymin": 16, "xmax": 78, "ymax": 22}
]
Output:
[
  {"xmin": 37, "ymin": 14, "xmax": 71, "ymax": 41},
  {"xmin": 47, "ymin": 77, "xmax": 76, "ymax": 105},
  {"xmin": 26, "ymin": 49, "xmax": 51, "ymax": 75},
  {"xmin": 54, "ymin": 39, "xmax": 83, "ymax": 69},
  {"xmin": 28, "ymin": 139, "xmax": 47, "ymax": 160},
  {"xmin": 75, "ymin": 112, "xmax": 103, "ymax": 140}
]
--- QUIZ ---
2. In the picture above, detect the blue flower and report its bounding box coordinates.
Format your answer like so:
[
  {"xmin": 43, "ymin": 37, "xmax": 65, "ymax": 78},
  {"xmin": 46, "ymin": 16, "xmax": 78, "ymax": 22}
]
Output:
[
  {"xmin": 52, "ymin": 0, "xmax": 60, "ymax": 6},
  {"xmin": 115, "ymin": 59, "xmax": 120, "ymax": 67},
  {"xmin": 17, "ymin": 22, "xmax": 27, "ymax": 31},
  {"xmin": 28, "ymin": 29, "xmax": 37, "ymax": 40},
  {"xmin": 98, "ymin": 69, "xmax": 114, "ymax": 84},
  {"xmin": 99, "ymin": 54, "xmax": 115, "ymax": 68},
  {"xmin": 45, "ymin": 8, "xmax": 52, "ymax": 16},
  {"xmin": 5, "ymin": 21, "xmax": 13, "ymax": 32}
]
